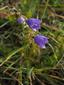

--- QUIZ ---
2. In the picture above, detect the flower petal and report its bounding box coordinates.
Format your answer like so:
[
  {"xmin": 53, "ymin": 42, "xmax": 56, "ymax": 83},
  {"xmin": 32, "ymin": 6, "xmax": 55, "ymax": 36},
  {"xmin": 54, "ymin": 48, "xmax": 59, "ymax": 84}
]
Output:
[
  {"xmin": 17, "ymin": 16, "xmax": 25, "ymax": 24},
  {"xmin": 34, "ymin": 34, "xmax": 48, "ymax": 48},
  {"xmin": 26, "ymin": 18, "xmax": 41, "ymax": 31}
]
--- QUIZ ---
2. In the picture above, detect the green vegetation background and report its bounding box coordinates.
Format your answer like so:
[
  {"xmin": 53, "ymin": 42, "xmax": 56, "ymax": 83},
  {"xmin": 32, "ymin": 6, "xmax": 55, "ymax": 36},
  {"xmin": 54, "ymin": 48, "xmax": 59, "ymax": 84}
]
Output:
[{"xmin": 0, "ymin": 0, "xmax": 64, "ymax": 85}]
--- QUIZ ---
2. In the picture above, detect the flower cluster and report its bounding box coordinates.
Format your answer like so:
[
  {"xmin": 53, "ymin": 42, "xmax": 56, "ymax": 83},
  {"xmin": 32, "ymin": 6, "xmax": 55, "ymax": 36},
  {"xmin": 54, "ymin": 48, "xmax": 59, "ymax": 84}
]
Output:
[{"xmin": 17, "ymin": 16, "xmax": 48, "ymax": 48}]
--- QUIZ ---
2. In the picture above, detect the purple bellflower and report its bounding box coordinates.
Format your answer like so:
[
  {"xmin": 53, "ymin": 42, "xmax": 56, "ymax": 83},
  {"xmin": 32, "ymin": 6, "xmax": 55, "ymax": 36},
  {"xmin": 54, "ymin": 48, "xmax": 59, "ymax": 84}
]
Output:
[
  {"xmin": 34, "ymin": 34, "xmax": 48, "ymax": 48},
  {"xmin": 17, "ymin": 16, "xmax": 25, "ymax": 24},
  {"xmin": 26, "ymin": 18, "xmax": 41, "ymax": 31}
]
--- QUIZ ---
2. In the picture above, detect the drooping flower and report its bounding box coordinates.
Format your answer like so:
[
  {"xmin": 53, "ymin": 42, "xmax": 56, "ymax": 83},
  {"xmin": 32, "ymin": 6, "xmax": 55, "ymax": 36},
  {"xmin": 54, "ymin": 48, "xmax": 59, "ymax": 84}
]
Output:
[
  {"xmin": 26, "ymin": 18, "xmax": 41, "ymax": 31},
  {"xmin": 34, "ymin": 34, "xmax": 48, "ymax": 48},
  {"xmin": 17, "ymin": 16, "xmax": 25, "ymax": 24}
]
